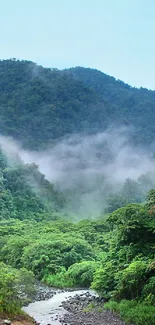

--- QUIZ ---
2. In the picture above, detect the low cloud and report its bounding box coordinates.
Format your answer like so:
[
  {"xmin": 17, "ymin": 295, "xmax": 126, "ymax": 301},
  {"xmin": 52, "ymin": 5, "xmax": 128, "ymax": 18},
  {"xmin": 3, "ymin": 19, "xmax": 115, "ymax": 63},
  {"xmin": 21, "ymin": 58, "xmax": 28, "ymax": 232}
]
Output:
[{"xmin": 0, "ymin": 127, "xmax": 154, "ymax": 218}]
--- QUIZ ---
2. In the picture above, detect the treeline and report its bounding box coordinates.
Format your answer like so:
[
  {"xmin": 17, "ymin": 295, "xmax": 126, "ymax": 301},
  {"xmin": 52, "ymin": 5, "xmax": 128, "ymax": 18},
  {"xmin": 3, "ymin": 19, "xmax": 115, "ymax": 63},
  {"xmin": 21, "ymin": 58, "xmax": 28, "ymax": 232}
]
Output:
[
  {"xmin": 0, "ymin": 58, "xmax": 155, "ymax": 323},
  {"xmin": 67, "ymin": 67, "xmax": 155, "ymax": 146},
  {"xmin": 104, "ymin": 173, "xmax": 155, "ymax": 213},
  {"xmin": 0, "ymin": 59, "xmax": 99, "ymax": 149},
  {"xmin": 1, "ymin": 60, "xmax": 155, "ymax": 149},
  {"xmin": 0, "ymin": 190, "xmax": 155, "ymax": 323},
  {"xmin": 0, "ymin": 150, "xmax": 64, "ymax": 221}
]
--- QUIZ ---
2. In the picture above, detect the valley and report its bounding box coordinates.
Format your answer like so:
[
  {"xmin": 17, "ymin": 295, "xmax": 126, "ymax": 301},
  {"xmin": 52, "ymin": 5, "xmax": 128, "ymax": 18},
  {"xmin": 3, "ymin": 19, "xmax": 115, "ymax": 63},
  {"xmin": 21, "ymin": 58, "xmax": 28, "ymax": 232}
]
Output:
[{"xmin": 0, "ymin": 60, "xmax": 154, "ymax": 325}]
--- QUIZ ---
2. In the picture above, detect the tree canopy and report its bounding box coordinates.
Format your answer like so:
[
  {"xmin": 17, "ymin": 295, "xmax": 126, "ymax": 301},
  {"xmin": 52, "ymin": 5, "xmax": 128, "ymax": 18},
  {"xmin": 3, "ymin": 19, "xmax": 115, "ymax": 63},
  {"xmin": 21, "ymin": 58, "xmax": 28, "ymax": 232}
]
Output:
[{"xmin": 0, "ymin": 60, "xmax": 155, "ymax": 148}]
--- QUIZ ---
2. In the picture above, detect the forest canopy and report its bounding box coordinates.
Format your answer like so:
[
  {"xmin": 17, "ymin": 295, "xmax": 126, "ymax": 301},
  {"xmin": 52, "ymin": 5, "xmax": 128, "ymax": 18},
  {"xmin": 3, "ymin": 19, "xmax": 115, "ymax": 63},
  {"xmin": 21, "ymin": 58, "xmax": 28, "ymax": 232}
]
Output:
[
  {"xmin": 0, "ymin": 59, "xmax": 155, "ymax": 325},
  {"xmin": 0, "ymin": 59, "xmax": 155, "ymax": 148}
]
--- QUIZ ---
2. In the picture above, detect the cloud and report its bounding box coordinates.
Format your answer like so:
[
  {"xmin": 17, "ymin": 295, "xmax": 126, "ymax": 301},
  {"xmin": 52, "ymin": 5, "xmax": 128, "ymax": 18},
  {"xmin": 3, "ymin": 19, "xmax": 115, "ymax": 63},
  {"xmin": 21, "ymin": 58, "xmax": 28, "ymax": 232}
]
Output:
[{"xmin": 0, "ymin": 128, "xmax": 154, "ymax": 218}]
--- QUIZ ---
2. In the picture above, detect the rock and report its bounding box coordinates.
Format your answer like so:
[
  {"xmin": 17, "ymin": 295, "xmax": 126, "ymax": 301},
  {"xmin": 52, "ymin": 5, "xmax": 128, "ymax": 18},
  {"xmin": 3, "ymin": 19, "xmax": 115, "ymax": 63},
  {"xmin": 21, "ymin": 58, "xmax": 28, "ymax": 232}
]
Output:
[
  {"xmin": 60, "ymin": 293, "xmax": 126, "ymax": 325},
  {"xmin": 4, "ymin": 320, "xmax": 11, "ymax": 325}
]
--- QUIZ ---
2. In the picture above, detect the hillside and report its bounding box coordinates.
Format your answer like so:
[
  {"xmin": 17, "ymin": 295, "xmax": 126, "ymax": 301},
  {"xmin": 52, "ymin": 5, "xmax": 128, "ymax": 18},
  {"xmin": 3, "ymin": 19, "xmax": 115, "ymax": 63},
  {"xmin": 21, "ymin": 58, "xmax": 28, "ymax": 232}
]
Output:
[
  {"xmin": 65, "ymin": 67, "xmax": 155, "ymax": 145},
  {"xmin": 0, "ymin": 59, "xmax": 101, "ymax": 149},
  {"xmin": 0, "ymin": 150, "xmax": 64, "ymax": 220},
  {"xmin": 1, "ymin": 59, "xmax": 155, "ymax": 149},
  {"xmin": 0, "ymin": 59, "xmax": 155, "ymax": 325}
]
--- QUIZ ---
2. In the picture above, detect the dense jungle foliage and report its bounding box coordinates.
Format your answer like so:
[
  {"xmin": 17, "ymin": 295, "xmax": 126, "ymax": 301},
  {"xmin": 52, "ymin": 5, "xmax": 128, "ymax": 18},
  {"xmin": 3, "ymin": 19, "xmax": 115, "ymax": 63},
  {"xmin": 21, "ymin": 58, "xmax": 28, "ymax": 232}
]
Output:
[
  {"xmin": 0, "ymin": 192, "xmax": 155, "ymax": 323},
  {"xmin": 0, "ymin": 146, "xmax": 154, "ymax": 324},
  {"xmin": 66, "ymin": 67, "xmax": 155, "ymax": 146},
  {"xmin": 0, "ymin": 59, "xmax": 155, "ymax": 324},
  {"xmin": 1, "ymin": 59, "xmax": 155, "ymax": 148}
]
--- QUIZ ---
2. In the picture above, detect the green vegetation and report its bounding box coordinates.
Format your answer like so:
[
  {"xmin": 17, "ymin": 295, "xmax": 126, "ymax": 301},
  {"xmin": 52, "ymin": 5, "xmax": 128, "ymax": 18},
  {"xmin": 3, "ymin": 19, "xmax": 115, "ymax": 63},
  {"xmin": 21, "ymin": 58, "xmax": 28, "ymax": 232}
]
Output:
[
  {"xmin": 0, "ymin": 181, "xmax": 154, "ymax": 322},
  {"xmin": 1, "ymin": 59, "xmax": 155, "ymax": 148},
  {"xmin": 104, "ymin": 300, "xmax": 155, "ymax": 325},
  {"xmin": 0, "ymin": 59, "xmax": 98, "ymax": 149},
  {"xmin": 67, "ymin": 66, "xmax": 155, "ymax": 146},
  {"xmin": 0, "ymin": 262, "xmax": 35, "ymax": 314},
  {"xmin": 0, "ymin": 151, "xmax": 64, "ymax": 221},
  {"xmin": 0, "ymin": 59, "xmax": 155, "ymax": 323}
]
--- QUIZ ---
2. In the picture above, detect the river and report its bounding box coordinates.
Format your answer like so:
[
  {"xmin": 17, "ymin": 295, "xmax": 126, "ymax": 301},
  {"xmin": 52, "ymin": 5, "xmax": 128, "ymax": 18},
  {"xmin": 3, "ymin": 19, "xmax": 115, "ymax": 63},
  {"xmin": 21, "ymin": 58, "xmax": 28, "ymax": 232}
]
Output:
[{"xmin": 23, "ymin": 289, "xmax": 92, "ymax": 325}]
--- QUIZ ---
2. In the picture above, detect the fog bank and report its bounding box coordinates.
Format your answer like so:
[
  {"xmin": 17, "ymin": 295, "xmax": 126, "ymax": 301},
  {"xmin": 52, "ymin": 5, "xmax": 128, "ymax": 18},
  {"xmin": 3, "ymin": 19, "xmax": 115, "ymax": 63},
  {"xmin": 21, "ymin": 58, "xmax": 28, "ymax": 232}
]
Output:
[{"xmin": 0, "ymin": 128, "xmax": 154, "ymax": 217}]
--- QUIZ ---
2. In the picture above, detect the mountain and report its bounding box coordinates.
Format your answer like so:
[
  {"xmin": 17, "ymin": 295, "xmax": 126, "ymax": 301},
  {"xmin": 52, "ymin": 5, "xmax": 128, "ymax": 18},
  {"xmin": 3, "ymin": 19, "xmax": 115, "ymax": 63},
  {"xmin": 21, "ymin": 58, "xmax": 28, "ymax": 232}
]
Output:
[
  {"xmin": 0, "ymin": 60, "xmax": 155, "ymax": 324},
  {"xmin": 1, "ymin": 59, "xmax": 155, "ymax": 150},
  {"xmin": 65, "ymin": 67, "xmax": 155, "ymax": 146},
  {"xmin": 0, "ymin": 59, "xmax": 101, "ymax": 149}
]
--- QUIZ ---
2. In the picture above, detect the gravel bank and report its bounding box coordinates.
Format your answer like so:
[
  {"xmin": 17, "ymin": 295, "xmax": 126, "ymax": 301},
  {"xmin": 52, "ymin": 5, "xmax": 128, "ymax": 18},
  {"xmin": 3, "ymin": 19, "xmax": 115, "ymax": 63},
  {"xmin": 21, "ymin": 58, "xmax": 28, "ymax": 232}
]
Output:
[{"xmin": 60, "ymin": 292, "xmax": 126, "ymax": 325}]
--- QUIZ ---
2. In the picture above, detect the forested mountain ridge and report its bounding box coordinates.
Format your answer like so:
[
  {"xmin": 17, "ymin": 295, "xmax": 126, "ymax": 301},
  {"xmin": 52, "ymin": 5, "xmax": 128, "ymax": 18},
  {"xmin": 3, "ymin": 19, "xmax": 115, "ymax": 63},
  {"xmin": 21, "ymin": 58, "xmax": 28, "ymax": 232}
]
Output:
[
  {"xmin": 0, "ymin": 59, "xmax": 155, "ymax": 325},
  {"xmin": 65, "ymin": 67, "xmax": 155, "ymax": 145},
  {"xmin": 1, "ymin": 59, "xmax": 155, "ymax": 149},
  {"xmin": 0, "ymin": 59, "xmax": 101, "ymax": 148}
]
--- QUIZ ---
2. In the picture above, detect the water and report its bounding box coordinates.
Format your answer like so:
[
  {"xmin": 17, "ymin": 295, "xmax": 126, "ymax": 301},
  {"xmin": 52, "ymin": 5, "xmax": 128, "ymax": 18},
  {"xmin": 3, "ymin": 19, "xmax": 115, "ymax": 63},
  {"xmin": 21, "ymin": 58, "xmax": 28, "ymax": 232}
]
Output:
[{"xmin": 23, "ymin": 289, "xmax": 89, "ymax": 325}]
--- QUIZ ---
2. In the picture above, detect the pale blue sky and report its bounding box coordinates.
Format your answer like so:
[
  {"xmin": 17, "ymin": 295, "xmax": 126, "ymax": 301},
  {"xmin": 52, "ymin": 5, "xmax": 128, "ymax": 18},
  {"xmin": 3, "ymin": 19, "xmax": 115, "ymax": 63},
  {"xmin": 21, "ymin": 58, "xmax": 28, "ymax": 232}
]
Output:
[{"xmin": 1, "ymin": 0, "xmax": 155, "ymax": 89}]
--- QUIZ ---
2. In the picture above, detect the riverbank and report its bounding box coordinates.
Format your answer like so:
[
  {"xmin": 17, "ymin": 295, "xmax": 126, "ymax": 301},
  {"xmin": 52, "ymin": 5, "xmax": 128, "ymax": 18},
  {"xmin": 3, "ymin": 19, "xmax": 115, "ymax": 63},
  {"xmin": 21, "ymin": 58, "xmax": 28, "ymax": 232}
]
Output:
[
  {"xmin": 23, "ymin": 288, "xmax": 126, "ymax": 325},
  {"xmin": 0, "ymin": 286, "xmax": 126, "ymax": 325},
  {"xmin": 60, "ymin": 292, "xmax": 126, "ymax": 325},
  {"xmin": 0, "ymin": 314, "xmax": 35, "ymax": 325}
]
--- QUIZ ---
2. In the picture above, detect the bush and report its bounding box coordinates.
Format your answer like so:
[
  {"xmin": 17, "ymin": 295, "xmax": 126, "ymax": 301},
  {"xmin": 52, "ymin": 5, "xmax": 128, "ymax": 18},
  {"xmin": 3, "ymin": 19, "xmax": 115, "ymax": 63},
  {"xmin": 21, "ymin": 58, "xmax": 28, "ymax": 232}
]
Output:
[
  {"xmin": 115, "ymin": 260, "xmax": 147, "ymax": 300},
  {"xmin": 91, "ymin": 261, "xmax": 116, "ymax": 298},
  {"xmin": 0, "ymin": 262, "xmax": 35, "ymax": 314},
  {"xmin": 142, "ymin": 276, "xmax": 155, "ymax": 304},
  {"xmin": 66, "ymin": 261, "xmax": 99, "ymax": 287},
  {"xmin": 105, "ymin": 299, "xmax": 155, "ymax": 325},
  {"xmin": 43, "ymin": 267, "xmax": 74, "ymax": 288},
  {"xmin": 44, "ymin": 261, "xmax": 99, "ymax": 288},
  {"xmin": 21, "ymin": 236, "xmax": 94, "ymax": 279}
]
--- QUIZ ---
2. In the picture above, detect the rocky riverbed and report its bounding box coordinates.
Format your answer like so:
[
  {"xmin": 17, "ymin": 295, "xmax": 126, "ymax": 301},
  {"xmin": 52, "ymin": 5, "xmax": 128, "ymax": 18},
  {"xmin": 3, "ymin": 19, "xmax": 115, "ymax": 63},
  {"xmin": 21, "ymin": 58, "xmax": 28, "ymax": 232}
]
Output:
[
  {"xmin": 32, "ymin": 282, "xmax": 62, "ymax": 302},
  {"xmin": 32, "ymin": 282, "xmax": 82, "ymax": 302},
  {"xmin": 0, "ymin": 289, "xmax": 126, "ymax": 325},
  {"xmin": 23, "ymin": 286, "xmax": 126, "ymax": 325},
  {"xmin": 60, "ymin": 292, "xmax": 126, "ymax": 325}
]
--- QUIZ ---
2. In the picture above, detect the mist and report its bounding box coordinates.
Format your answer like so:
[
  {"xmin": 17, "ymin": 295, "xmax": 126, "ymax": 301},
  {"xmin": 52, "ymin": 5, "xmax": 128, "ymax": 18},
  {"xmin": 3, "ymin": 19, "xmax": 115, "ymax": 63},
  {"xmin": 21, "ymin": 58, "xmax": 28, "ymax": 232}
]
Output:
[{"xmin": 0, "ymin": 127, "xmax": 154, "ymax": 218}]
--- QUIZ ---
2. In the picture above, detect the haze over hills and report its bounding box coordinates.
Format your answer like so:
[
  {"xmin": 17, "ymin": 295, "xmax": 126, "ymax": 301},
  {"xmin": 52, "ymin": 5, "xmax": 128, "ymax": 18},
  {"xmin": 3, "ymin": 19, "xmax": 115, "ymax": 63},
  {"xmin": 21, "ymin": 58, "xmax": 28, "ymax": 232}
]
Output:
[
  {"xmin": 66, "ymin": 67, "xmax": 155, "ymax": 146},
  {"xmin": 0, "ymin": 59, "xmax": 155, "ymax": 149},
  {"xmin": 0, "ymin": 58, "xmax": 155, "ymax": 218},
  {"xmin": 0, "ymin": 59, "xmax": 155, "ymax": 324},
  {"xmin": 0, "ymin": 58, "xmax": 154, "ymax": 220},
  {"xmin": 1, "ymin": 0, "xmax": 155, "ymax": 319}
]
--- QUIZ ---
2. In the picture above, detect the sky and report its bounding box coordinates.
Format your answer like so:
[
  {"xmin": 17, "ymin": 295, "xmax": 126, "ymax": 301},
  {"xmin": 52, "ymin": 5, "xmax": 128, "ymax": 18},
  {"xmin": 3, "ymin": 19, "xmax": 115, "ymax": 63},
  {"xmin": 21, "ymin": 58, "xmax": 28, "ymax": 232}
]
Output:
[{"xmin": 0, "ymin": 0, "xmax": 155, "ymax": 89}]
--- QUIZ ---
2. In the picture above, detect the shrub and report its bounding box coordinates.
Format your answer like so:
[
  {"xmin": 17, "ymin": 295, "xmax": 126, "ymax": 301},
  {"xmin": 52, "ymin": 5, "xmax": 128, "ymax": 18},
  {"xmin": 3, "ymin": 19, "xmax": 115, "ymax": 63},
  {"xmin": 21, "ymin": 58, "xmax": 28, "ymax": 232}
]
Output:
[
  {"xmin": 21, "ymin": 236, "xmax": 94, "ymax": 279},
  {"xmin": 105, "ymin": 299, "xmax": 155, "ymax": 325},
  {"xmin": 66, "ymin": 261, "xmax": 99, "ymax": 287},
  {"xmin": 0, "ymin": 262, "xmax": 35, "ymax": 314},
  {"xmin": 91, "ymin": 261, "xmax": 116, "ymax": 298},
  {"xmin": 115, "ymin": 260, "xmax": 147, "ymax": 300},
  {"xmin": 43, "ymin": 267, "xmax": 74, "ymax": 288},
  {"xmin": 142, "ymin": 276, "xmax": 155, "ymax": 305}
]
